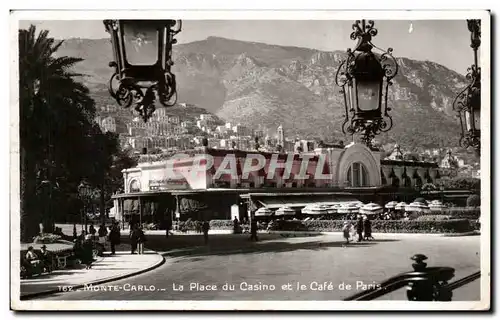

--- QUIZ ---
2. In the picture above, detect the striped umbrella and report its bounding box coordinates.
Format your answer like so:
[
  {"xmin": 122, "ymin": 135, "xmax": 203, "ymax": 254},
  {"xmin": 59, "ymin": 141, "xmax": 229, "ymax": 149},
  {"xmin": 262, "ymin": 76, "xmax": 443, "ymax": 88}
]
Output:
[
  {"xmin": 338, "ymin": 203, "xmax": 360, "ymax": 214},
  {"xmin": 353, "ymin": 201, "xmax": 364, "ymax": 208},
  {"xmin": 304, "ymin": 204, "xmax": 329, "ymax": 215},
  {"xmin": 275, "ymin": 206, "xmax": 296, "ymax": 216},
  {"xmin": 405, "ymin": 202, "xmax": 431, "ymax": 214},
  {"xmin": 360, "ymin": 203, "xmax": 384, "ymax": 215},
  {"xmin": 255, "ymin": 207, "xmax": 273, "ymax": 217},
  {"xmin": 395, "ymin": 202, "xmax": 408, "ymax": 211},
  {"xmin": 327, "ymin": 203, "xmax": 342, "ymax": 214},
  {"xmin": 429, "ymin": 200, "xmax": 446, "ymax": 212},
  {"xmin": 385, "ymin": 201, "xmax": 398, "ymax": 209}
]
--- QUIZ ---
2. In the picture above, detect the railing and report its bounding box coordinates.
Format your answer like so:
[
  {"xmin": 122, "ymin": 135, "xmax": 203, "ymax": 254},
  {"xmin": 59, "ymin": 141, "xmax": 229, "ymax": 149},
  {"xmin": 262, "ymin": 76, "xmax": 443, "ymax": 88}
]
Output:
[{"xmin": 344, "ymin": 254, "xmax": 480, "ymax": 301}]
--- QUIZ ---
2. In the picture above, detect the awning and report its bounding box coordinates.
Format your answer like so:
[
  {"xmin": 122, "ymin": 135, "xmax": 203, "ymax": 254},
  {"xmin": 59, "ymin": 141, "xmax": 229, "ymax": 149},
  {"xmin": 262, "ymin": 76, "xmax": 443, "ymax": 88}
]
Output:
[{"xmin": 256, "ymin": 195, "xmax": 357, "ymax": 210}]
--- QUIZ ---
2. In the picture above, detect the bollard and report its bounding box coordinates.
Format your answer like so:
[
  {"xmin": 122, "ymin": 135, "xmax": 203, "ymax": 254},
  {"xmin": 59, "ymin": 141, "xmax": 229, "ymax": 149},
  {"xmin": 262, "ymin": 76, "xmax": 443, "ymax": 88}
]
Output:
[{"xmin": 406, "ymin": 254, "xmax": 454, "ymax": 301}]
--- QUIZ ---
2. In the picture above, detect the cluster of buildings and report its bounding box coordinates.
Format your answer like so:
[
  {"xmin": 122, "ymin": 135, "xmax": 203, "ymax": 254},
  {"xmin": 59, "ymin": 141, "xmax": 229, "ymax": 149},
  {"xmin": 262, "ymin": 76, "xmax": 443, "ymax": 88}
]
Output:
[{"xmin": 93, "ymin": 103, "xmax": 319, "ymax": 157}]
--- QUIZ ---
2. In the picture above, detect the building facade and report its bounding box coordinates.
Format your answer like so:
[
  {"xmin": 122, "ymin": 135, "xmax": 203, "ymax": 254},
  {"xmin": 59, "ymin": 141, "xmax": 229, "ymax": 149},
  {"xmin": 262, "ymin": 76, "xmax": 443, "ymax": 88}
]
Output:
[{"xmin": 113, "ymin": 142, "xmax": 443, "ymax": 226}]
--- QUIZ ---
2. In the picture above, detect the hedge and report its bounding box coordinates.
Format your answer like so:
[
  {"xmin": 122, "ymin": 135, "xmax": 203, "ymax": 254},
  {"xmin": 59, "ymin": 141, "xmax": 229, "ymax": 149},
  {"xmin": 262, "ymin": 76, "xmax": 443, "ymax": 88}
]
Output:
[
  {"xmin": 416, "ymin": 215, "xmax": 452, "ymax": 221},
  {"xmin": 203, "ymin": 219, "xmax": 474, "ymax": 234},
  {"xmin": 423, "ymin": 208, "xmax": 481, "ymax": 219},
  {"xmin": 209, "ymin": 220, "xmax": 234, "ymax": 230},
  {"xmin": 270, "ymin": 219, "xmax": 473, "ymax": 234}
]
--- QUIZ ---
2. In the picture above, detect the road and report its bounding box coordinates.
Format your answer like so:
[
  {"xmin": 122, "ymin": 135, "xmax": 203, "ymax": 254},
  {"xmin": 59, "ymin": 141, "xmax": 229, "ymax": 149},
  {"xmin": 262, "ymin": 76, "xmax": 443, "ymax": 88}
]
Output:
[{"xmin": 42, "ymin": 233, "xmax": 482, "ymax": 301}]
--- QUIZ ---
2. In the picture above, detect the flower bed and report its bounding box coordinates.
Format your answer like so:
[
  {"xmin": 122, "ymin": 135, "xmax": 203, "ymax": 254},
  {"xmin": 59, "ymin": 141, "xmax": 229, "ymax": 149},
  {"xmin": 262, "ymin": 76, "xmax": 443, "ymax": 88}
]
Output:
[{"xmin": 32, "ymin": 233, "xmax": 62, "ymax": 244}]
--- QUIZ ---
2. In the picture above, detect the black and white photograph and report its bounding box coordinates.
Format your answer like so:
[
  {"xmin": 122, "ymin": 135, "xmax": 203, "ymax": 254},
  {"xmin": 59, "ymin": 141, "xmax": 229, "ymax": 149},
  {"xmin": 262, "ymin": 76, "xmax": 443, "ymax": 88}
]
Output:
[{"xmin": 10, "ymin": 10, "xmax": 490, "ymax": 311}]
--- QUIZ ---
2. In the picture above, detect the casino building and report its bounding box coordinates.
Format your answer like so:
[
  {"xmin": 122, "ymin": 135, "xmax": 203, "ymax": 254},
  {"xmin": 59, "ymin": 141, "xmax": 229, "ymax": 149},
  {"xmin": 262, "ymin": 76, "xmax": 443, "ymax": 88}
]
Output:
[{"xmin": 111, "ymin": 140, "xmax": 460, "ymax": 227}]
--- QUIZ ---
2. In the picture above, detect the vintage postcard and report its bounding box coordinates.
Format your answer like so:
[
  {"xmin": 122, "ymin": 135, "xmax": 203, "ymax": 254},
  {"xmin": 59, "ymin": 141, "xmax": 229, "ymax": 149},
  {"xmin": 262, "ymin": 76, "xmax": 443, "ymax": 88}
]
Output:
[{"xmin": 10, "ymin": 10, "xmax": 490, "ymax": 311}]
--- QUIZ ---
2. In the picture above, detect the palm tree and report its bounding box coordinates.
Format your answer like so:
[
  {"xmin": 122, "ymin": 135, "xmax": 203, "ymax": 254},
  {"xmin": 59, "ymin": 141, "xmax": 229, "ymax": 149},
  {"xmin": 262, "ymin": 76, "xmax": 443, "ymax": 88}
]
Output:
[{"xmin": 19, "ymin": 25, "xmax": 96, "ymax": 241}]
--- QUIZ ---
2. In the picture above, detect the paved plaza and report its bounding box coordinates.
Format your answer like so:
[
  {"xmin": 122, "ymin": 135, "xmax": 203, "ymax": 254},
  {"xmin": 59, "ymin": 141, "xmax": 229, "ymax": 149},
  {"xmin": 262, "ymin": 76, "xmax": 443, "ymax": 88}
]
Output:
[{"xmin": 40, "ymin": 232, "xmax": 481, "ymax": 301}]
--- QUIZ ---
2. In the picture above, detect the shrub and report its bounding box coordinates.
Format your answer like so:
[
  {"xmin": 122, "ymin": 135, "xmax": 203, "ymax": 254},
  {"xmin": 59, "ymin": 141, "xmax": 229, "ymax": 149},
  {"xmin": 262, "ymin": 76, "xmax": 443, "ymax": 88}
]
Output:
[
  {"xmin": 470, "ymin": 219, "xmax": 480, "ymax": 231},
  {"xmin": 414, "ymin": 197, "xmax": 426, "ymax": 204},
  {"xmin": 466, "ymin": 194, "xmax": 480, "ymax": 208},
  {"xmin": 209, "ymin": 220, "xmax": 233, "ymax": 230},
  {"xmin": 443, "ymin": 208, "xmax": 480, "ymax": 219},
  {"xmin": 442, "ymin": 177, "xmax": 480, "ymax": 191}
]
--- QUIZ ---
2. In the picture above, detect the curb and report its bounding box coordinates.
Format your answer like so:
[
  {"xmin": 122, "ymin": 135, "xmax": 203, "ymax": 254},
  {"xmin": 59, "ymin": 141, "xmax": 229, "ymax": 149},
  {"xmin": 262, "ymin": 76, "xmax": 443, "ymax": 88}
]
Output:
[
  {"xmin": 20, "ymin": 251, "xmax": 165, "ymax": 300},
  {"xmin": 441, "ymin": 230, "xmax": 481, "ymax": 237}
]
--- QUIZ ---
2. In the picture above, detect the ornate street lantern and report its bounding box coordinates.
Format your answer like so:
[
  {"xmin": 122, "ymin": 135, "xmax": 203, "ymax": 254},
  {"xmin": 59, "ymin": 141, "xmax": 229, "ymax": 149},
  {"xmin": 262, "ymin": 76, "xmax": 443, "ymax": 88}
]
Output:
[
  {"xmin": 335, "ymin": 20, "xmax": 399, "ymax": 147},
  {"xmin": 453, "ymin": 19, "xmax": 481, "ymax": 155},
  {"xmin": 103, "ymin": 19, "xmax": 182, "ymax": 122}
]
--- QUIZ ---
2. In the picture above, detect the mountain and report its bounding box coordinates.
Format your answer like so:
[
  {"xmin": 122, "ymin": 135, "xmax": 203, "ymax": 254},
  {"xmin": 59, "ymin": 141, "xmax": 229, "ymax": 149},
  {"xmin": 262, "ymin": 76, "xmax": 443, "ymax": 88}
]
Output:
[{"xmin": 54, "ymin": 36, "xmax": 467, "ymax": 149}]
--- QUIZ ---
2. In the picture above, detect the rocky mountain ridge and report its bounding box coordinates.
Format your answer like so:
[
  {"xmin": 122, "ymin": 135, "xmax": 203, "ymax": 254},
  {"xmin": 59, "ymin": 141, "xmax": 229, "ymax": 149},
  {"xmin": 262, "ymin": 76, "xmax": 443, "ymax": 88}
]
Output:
[{"xmin": 54, "ymin": 36, "xmax": 467, "ymax": 149}]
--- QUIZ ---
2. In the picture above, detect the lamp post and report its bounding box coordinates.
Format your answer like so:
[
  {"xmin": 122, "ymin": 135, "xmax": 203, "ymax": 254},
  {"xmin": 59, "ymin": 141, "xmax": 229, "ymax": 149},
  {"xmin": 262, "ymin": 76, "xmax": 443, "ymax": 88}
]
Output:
[
  {"xmin": 335, "ymin": 20, "xmax": 399, "ymax": 148},
  {"xmin": 38, "ymin": 179, "xmax": 57, "ymax": 234},
  {"xmin": 103, "ymin": 19, "xmax": 182, "ymax": 122},
  {"xmin": 453, "ymin": 20, "xmax": 481, "ymax": 156},
  {"xmin": 78, "ymin": 180, "xmax": 92, "ymax": 233}
]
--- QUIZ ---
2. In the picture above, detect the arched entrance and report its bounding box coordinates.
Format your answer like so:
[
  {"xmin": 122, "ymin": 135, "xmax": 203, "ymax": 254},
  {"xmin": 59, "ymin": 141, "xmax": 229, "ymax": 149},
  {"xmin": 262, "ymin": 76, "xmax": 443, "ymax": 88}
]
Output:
[{"xmin": 336, "ymin": 143, "xmax": 382, "ymax": 187}]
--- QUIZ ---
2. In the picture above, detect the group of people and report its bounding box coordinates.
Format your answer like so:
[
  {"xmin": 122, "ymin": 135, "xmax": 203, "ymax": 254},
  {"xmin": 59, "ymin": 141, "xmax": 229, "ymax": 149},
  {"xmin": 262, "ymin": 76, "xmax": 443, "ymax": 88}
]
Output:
[
  {"xmin": 342, "ymin": 215, "xmax": 373, "ymax": 245},
  {"xmin": 81, "ymin": 222, "xmax": 122, "ymax": 255},
  {"xmin": 22, "ymin": 245, "xmax": 53, "ymax": 277},
  {"xmin": 129, "ymin": 224, "xmax": 147, "ymax": 254}
]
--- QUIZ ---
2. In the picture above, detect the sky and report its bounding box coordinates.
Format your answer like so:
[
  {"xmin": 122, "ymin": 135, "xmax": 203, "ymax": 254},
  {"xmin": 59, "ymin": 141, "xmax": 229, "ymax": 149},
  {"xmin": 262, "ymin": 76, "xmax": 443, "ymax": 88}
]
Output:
[{"xmin": 19, "ymin": 20, "xmax": 476, "ymax": 74}]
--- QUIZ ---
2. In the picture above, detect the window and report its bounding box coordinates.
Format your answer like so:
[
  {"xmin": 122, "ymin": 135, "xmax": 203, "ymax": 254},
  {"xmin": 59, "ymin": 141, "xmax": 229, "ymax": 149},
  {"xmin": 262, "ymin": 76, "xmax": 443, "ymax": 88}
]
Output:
[
  {"xmin": 346, "ymin": 162, "xmax": 369, "ymax": 187},
  {"xmin": 381, "ymin": 169, "xmax": 387, "ymax": 185},
  {"xmin": 129, "ymin": 180, "xmax": 141, "ymax": 192}
]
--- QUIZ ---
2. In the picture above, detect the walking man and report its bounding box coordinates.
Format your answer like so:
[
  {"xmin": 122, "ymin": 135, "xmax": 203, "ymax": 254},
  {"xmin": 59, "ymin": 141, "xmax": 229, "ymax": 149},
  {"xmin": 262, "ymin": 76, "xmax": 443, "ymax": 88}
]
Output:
[
  {"xmin": 363, "ymin": 216, "xmax": 374, "ymax": 241},
  {"xmin": 137, "ymin": 225, "xmax": 146, "ymax": 254},
  {"xmin": 356, "ymin": 215, "xmax": 364, "ymax": 242},
  {"xmin": 98, "ymin": 224, "xmax": 108, "ymax": 247},
  {"xmin": 202, "ymin": 220, "xmax": 210, "ymax": 244},
  {"xmin": 108, "ymin": 222, "xmax": 120, "ymax": 255},
  {"xmin": 250, "ymin": 218, "xmax": 258, "ymax": 242},
  {"xmin": 130, "ymin": 224, "xmax": 139, "ymax": 254}
]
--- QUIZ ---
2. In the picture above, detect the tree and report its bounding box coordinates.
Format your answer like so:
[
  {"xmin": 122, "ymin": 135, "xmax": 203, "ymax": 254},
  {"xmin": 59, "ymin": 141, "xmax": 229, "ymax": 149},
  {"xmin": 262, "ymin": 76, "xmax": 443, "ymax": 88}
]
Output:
[
  {"xmin": 466, "ymin": 194, "xmax": 480, "ymax": 208},
  {"xmin": 19, "ymin": 25, "xmax": 97, "ymax": 241}
]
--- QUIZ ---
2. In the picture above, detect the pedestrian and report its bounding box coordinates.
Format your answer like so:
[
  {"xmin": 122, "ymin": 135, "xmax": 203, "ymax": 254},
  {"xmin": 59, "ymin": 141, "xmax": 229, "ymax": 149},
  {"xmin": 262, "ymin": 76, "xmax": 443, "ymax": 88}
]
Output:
[
  {"xmin": 89, "ymin": 225, "xmax": 96, "ymax": 236},
  {"xmin": 130, "ymin": 224, "xmax": 138, "ymax": 254},
  {"xmin": 108, "ymin": 222, "xmax": 121, "ymax": 255},
  {"xmin": 249, "ymin": 218, "xmax": 258, "ymax": 241},
  {"xmin": 233, "ymin": 217, "xmax": 240, "ymax": 234},
  {"xmin": 25, "ymin": 246, "xmax": 38, "ymax": 262},
  {"xmin": 137, "ymin": 225, "xmax": 146, "ymax": 254},
  {"xmin": 202, "ymin": 220, "xmax": 210, "ymax": 244},
  {"xmin": 342, "ymin": 221, "xmax": 351, "ymax": 246},
  {"xmin": 98, "ymin": 223, "xmax": 108, "ymax": 246},
  {"xmin": 23, "ymin": 246, "xmax": 40, "ymax": 277},
  {"xmin": 165, "ymin": 218, "xmax": 172, "ymax": 238},
  {"xmin": 82, "ymin": 234, "xmax": 94, "ymax": 269},
  {"xmin": 363, "ymin": 216, "xmax": 374, "ymax": 240},
  {"xmin": 39, "ymin": 245, "xmax": 53, "ymax": 273},
  {"xmin": 356, "ymin": 215, "xmax": 364, "ymax": 242}
]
